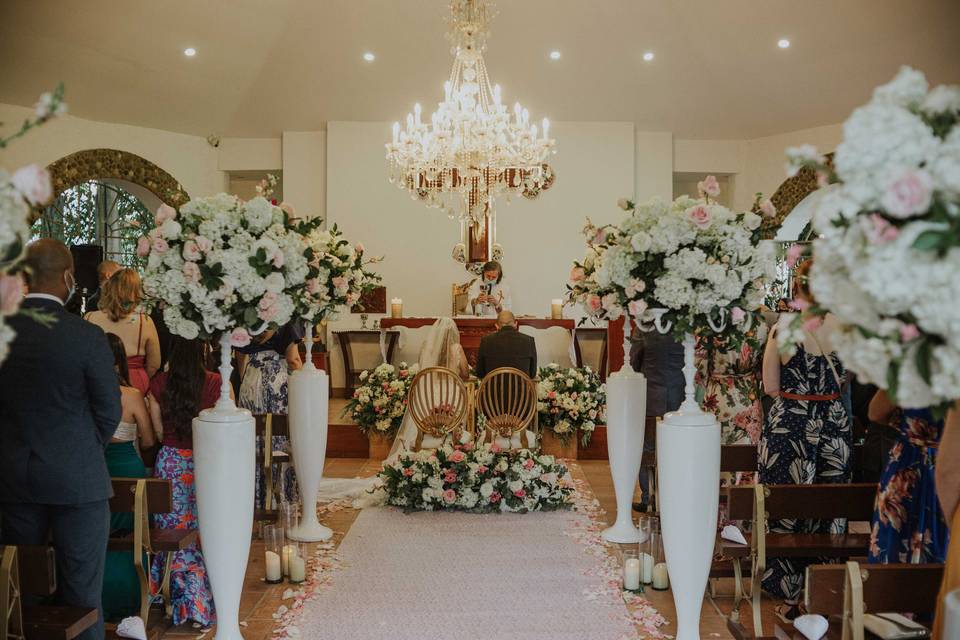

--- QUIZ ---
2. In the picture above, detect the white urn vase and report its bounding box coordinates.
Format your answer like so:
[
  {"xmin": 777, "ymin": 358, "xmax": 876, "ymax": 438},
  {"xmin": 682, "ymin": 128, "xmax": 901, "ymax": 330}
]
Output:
[
  {"xmin": 601, "ymin": 324, "xmax": 648, "ymax": 544},
  {"xmin": 651, "ymin": 310, "xmax": 720, "ymax": 640},
  {"xmin": 286, "ymin": 321, "xmax": 332, "ymax": 542},
  {"xmin": 193, "ymin": 332, "xmax": 255, "ymax": 640}
]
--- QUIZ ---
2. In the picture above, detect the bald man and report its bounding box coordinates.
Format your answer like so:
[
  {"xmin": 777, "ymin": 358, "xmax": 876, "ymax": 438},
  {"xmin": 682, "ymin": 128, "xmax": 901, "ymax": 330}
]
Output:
[
  {"xmin": 0, "ymin": 239, "xmax": 119, "ymax": 640},
  {"xmin": 475, "ymin": 311, "xmax": 538, "ymax": 379}
]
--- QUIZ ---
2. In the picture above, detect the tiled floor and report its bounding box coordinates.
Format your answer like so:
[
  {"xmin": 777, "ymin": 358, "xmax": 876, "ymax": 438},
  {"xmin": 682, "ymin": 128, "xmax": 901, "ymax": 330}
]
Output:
[{"xmin": 158, "ymin": 458, "xmax": 784, "ymax": 639}]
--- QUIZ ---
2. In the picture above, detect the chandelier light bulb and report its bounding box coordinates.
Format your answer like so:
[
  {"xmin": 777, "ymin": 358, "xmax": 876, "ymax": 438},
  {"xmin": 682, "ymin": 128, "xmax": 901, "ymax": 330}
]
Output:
[
  {"xmin": 542, "ymin": 118, "xmax": 550, "ymax": 139},
  {"xmin": 643, "ymin": 51, "xmax": 654, "ymax": 62},
  {"xmin": 778, "ymin": 38, "xmax": 790, "ymax": 49},
  {"xmin": 183, "ymin": 47, "xmax": 197, "ymax": 57},
  {"xmin": 549, "ymin": 50, "xmax": 561, "ymax": 60},
  {"xmin": 392, "ymin": 122, "xmax": 400, "ymax": 143}
]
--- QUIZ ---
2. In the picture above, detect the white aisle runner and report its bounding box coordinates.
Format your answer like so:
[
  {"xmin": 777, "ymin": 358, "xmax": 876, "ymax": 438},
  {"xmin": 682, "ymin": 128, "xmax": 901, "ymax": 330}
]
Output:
[{"xmin": 276, "ymin": 505, "xmax": 642, "ymax": 640}]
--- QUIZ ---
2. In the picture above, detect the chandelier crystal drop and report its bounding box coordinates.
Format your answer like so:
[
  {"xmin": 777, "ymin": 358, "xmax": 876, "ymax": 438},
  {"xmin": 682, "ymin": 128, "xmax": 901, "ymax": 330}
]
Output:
[{"xmin": 385, "ymin": 0, "xmax": 556, "ymax": 238}]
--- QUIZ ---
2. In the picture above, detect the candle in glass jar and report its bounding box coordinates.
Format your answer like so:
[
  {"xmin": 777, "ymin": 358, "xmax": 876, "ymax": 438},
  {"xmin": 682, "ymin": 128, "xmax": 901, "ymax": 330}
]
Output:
[
  {"xmin": 639, "ymin": 552, "xmax": 654, "ymax": 584},
  {"xmin": 652, "ymin": 562, "xmax": 669, "ymax": 590},
  {"xmin": 289, "ymin": 554, "xmax": 306, "ymax": 583},
  {"xmin": 281, "ymin": 544, "xmax": 295, "ymax": 576},
  {"xmin": 391, "ymin": 298, "xmax": 403, "ymax": 319},
  {"xmin": 623, "ymin": 558, "xmax": 641, "ymax": 591},
  {"xmin": 551, "ymin": 299, "xmax": 563, "ymax": 320},
  {"xmin": 265, "ymin": 550, "xmax": 282, "ymax": 583}
]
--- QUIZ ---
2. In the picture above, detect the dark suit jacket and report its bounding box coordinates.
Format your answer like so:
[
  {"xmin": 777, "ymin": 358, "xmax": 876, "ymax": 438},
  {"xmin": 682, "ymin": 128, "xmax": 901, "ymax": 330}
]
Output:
[
  {"xmin": 475, "ymin": 326, "xmax": 538, "ymax": 379},
  {"xmin": 629, "ymin": 328, "xmax": 684, "ymax": 417},
  {"xmin": 0, "ymin": 297, "xmax": 121, "ymax": 505}
]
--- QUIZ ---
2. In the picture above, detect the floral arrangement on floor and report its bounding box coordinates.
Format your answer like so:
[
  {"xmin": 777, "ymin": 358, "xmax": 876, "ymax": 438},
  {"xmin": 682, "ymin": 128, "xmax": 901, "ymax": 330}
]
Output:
[
  {"xmin": 782, "ymin": 66, "xmax": 960, "ymax": 412},
  {"xmin": 378, "ymin": 443, "xmax": 575, "ymax": 513},
  {"xmin": 343, "ymin": 362, "xmax": 419, "ymax": 438},
  {"xmin": 568, "ymin": 179, "xmax": 776, "ymax": 344},
  {"xmin": 537, "ymin": 364, "xmax": 606, "ymax": 446},
  {"xmin": 0, "ymin": 85, "xmax": 67, "ymax": 364},
  {"xmin": 141, "ymin": 194, "xmax": 306, "ymax": 343}
]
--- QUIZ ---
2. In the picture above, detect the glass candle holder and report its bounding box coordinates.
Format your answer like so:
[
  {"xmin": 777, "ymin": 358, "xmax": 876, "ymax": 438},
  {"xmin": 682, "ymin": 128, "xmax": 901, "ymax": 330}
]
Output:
[
  {"xmin": 621, "ymin": 547, "xmax": 641, "ymax": 592},
  {"xmin": 391, "ymin": 298, "xmax": 403, "ymax": 318},
  {"xmin": 263, "ymin": 524, "xmax": 283, "ymax": 584},
  {"xmin": 287, "ymin": 541, "xmax": 308, "ymax": 584},
  {"xmin": 638, "ymin": 516, "xmax": 655, "ymax": 585},
  {"xmin": 650, "ymin": 531, "xmax": 669, "ymax": 590},
  {"xmin": 280, "ymin": 502, "xmax": 299, "ymax": 535}
]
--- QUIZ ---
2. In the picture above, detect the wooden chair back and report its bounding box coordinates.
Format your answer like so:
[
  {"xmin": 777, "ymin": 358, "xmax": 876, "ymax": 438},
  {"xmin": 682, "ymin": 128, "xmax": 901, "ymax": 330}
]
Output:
[
  {"xmin": 477, "ymin": 367, "xmax": 537, "ymax": 440},
  {"xmin": 573, "ymin": 328, "xmax": 608, "ymax": 380},
  {"xmin": 254, "ymin": 413, "xmax": 290, "ymax": 513},
  {"xmin": 762, "ymin": 483, "xmax": 877, "ymax": 521},
  {"xmin": 1, "ymin": 547, "xmax": 22, "ymax": 640},
  {"xmin": 725, "ymin": 485, "xmax": 755, "ymax": 521},
  {"xmin": 720, "ymin": 445, "xmax": 758, "ymax": 473},
  {"xmin": 408, "ymin": 367, "xmax": 469, "ymax": 448}
]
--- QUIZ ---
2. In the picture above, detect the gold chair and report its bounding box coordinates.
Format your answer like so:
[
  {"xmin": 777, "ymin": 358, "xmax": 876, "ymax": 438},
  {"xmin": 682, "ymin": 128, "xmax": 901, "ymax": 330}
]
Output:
[
  {"xmin": 408, "ymin": 367, "xmax": 471, "ymax": 450},
  {"xmin": 478, "ymin": 367, "xmax": 538, "ymax": 450},
  {"xmin": 1, "ymin": 546, "xmax": 23, "ymax": 640}
]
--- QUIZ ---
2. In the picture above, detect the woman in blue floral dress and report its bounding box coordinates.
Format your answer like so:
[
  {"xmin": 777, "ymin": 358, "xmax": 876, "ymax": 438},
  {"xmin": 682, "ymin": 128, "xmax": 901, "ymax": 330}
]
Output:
[{"xmin": 866, "ymin": 392, "xmax": 948, "ymax": 564}]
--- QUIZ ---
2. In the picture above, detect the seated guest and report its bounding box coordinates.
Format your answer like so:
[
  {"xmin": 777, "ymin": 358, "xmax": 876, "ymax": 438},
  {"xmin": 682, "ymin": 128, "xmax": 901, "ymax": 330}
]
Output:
[
  {"xmin": 85, "ymin": 268, "xmax": 160, "ymax": 392},
  {"xmin": 759, "ymin": 259, "xmax": 852, "ymax": 622},
  {"xmin": 0, "ymin": 239, "xmax": 120, "ymax": 640},
  {"xmin": 934, "ymin": 404, "xmax": 960, "ymax": 639},
  {"xmin": 475, "ymin": 311, "xmax": 536, "ymax": 379},
  {"xmin": 101, "ymin": 332, "xmax": 156, "ymax": 620},
  {"xmin": 146, "ymin": 336, "xmax": 224, "ymax": 627},
  {"xmin": 468, "ymin": 260, "xmax": 511, "ymax": 317},
  {"xmin": 867, "ymin": 390, "xmax": 947, "ymax": 564}
]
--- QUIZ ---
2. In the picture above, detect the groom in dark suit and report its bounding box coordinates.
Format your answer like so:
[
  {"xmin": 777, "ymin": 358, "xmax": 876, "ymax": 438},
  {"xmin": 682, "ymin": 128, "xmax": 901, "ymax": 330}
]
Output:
[
  {"xmin": 0, "ymin": 239, "xmax": 120, "ymax": 640},
  {"xmin": 475, "ymin": 311, "xmax": 538, "ymax": 379}
]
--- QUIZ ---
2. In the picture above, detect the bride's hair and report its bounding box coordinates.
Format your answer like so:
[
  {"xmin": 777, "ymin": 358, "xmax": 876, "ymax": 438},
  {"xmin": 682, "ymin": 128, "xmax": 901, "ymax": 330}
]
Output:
[{"xmin": 420, "ymin": 318, "xmax": 461, "ymax": 369}]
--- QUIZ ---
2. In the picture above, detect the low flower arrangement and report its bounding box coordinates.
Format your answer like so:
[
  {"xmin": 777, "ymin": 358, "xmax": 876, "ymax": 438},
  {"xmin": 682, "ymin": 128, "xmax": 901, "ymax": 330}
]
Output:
[
  {"xmin": 343, "ymin": 362, "xmax": 419, "ymax": 439},
  {"xmin": 568, "ymin": 181, "xmax": 776, "ymax": 345},
  {"xmin": 782, "ymin": 66, "xmax": 960, "ymax": 413},
  {"xmin": 378, "ymin": 443, "xmax": 574, "ymax": 513},
  {"xmin": 537, "ymin": 364, "xmax": 606, "ymax": 446}
]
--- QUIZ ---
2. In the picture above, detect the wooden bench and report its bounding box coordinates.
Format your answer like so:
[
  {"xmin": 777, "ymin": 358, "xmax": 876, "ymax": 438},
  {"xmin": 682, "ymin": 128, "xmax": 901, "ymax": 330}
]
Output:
[
  {"xmin": 108, "ymin": 478, "xmax": 197, "ymax": 623},
  {"xmin": 1, "ymin": 545, "xmax": 98, "ymax": 640},
  {"xmin": 720, "ymin": 482, "xmax": 877, "ymax": 636},
  {"xmin": 255, "ymin": 413, "xmax": 292, "ymax": 520}
]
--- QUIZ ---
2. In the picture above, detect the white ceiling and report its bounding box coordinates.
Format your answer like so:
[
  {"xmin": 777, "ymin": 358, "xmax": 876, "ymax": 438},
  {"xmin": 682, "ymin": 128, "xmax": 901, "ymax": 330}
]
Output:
[{"xmin": 1, "ymin": 0, "xmax": 958, "ymax": 140}]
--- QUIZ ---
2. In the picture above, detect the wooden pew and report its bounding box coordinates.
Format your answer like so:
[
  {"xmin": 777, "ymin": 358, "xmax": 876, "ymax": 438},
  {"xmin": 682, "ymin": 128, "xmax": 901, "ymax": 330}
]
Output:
[{"xmin": 108, "ymin": 478, "xmax": 197, "ymax": 625}]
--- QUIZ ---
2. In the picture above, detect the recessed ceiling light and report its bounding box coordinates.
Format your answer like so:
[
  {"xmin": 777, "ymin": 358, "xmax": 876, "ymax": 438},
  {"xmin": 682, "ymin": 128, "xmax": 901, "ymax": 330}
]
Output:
[
  {"xmin": 549, "ymin": 50, "xmax": 561, "ymax": 61},
  {"xmin": 183, "ymin": 47, "xmax": 197, "ymax": 57},
  {"xmin": 777, "ymin": 39, "xmax": 790, "ymax": 49},
  {"xmin": 363, "ymin": 52, "xmax": 376, "ymax": 62},
  {"xmin": 643, "ymin": 51, "xmax": 655, "ymax": 62}
]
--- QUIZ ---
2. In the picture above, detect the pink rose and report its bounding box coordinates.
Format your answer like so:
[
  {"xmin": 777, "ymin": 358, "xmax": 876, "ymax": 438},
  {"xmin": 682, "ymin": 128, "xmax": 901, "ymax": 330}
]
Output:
[
  {"xmin": 513, "ymin": 489, "xmax": 526, "ymax": 498},
  {"xmin": 154, "ymin": 204, "xmax": 177, "ymax": 225},
  {"xmin": 152, "ymin": 237, "xmax": 169, "ymax": 254},
  {"xmin": 257, "ymin": 292, "xmax": 279, "ymax": 321},
  {"xmin": 490, "ymin": 443, "xmax": 502, "ymax": 454},
  {"xmin": 592, "ymin": 228, "xmax": 607, "ymax": 245},
  {"xmin": 0, "ymin": 274, "xmax": 24, "ymax": 315},
  {"xmin": 489, "ymin": 492, "xmax": 501, "ymax": 503},
  {"xmin": 331, "ymin": 276, "xmax": 348, "ymax": 291},
  {"xmin": 899, "ymin": 323, "xmax": 920, "ymax": 343},
  {"xmin": 625, "ymin": 279, "xmax": 645, "ymax": 297},
  {"xmin": 627, "ymin": 299, "xmax": 648, "ymax": 319},
  {"xmin": 785, "ymin": 243, "xmax": 805, "ymax": 268},
  {"xmin": 866, "ymin": 213, "xmax": 900, "ymax": 244},
  {"xmin": 759, "ymin": 199, "xmax": 776, "ymax": 218},
  {"xmin": 182, "ymin": 239, "xmax": 201, "ymax": 261},
  {"xmin": 442, "ymin": 489, "xmax": 457, "ymax": 504},
  {"xmin": 136, "ymin": 236, "xmax": 152, "ymax": 257},
  {"xmin": 462, "ymin": 442, "xmax": 474, "ymax": 452},
  {"xmin": 539, "ymin": 472, "xmax": 558, "ymax": 484},
  {"xmin": 229, "ymin": 327, "xmax": 251, "ymax": 348},
  {"xmin": 547, "ymin": 391, "xmax": 556, "ymax": 400},
  {"xmin": 570, "ymin": 266, "xmax": 585, "ymax": 283},
  {"xmin": 443, "ymin": 471, "xmax": 458, "ymax": 484},
  {"xmin": 523, "ymin": 458, "xmax": 535, "ymax": 470},
  {"xmin": 476, "ymin": 465, "xmax": 487, "ymax": 474},
  {"xmin": 402, "ymin": 467, "xmax": 414, "ymax": 477},
  {"xmin": 697, "ymin": 175, "xmax": 721, "ymax": 199},
  {"xmin": 355, "ymin": 243, "xmax": 364, "ymax": 254},
  {"xmin": 195, "ymin": 236, "xmax": 213, "ymax": 253},
  {"xmin": 306, "ymin": 278, "xmax": 322, "ymax": 294},
  {"xmin": 882, "ymin": 169, "xmax": 933, "ymax": 219},
  {"xmin": 11, "ymin": 164, "xmax": 52, "ymax": 205},
  {"xmin": 271, "ymin": 249, "xmax": 285, "ymax": 268},
  {"xmin": 182, "ymin": 262, "xmax": 201, "ymax": 283},
  {"xmin": 730, "ymin": 306, "xmax": 746, "ymax": 324},
  {"xmin": 687, "ymin": 204, "xmax": 712, "ymax": 229},
  {"xmin": 585, "ymin": 294, "xmax": 602, "ymax": 313},
  {"xmin": 449, "ymin": 450, "xmax": 466, "ymax": 463}
]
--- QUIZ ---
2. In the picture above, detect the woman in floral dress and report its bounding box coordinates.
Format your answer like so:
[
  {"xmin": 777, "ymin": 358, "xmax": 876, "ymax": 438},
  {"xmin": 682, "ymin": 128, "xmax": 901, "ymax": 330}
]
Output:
[{"xmin": 866, "ymin": 391, "xmax": 948, "ymax": 564}]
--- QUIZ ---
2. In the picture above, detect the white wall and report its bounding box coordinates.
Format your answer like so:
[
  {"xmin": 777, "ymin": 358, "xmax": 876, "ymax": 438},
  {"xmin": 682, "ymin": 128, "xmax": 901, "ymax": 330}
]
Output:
[
  {"xmin": 0, "ymin": 103, "xmax": 226, "ymax": 198},
  {"xmin": 282, "ymin": 131, "xmax": 326, "ymax": 220}
]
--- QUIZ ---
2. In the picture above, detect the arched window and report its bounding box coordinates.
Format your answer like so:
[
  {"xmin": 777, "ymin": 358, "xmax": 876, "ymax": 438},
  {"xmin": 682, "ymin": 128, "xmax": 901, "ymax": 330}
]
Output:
[{"xmin": 32, "ymin": 181, "xmax": 155, "ymax": 270}]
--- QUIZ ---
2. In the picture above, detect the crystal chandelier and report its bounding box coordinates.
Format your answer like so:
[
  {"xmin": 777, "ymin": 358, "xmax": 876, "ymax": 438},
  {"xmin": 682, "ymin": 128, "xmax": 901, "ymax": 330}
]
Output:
[{"xmin": 385, "ymin": 0, "xmax": 556, "ymax": 264}]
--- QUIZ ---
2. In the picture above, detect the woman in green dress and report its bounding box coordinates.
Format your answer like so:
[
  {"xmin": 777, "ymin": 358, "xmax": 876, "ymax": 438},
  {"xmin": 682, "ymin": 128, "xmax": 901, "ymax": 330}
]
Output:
[{"xmin": 101, "ymin": 332, "xmax": 156, "ymax": 620}]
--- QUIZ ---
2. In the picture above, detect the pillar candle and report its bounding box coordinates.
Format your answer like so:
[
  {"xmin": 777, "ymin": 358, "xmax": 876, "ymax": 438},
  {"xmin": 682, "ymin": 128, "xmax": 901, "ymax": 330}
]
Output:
[
  {"xmin": 639, "ymin": 552, "xmax": 654, "ymax": 584},
  {"xmin": 652, "ymin": 562, "xmax": 669, "ymax": 590},
  {"xmin": 551, "ymin": 299, "xmax": 563, "ymax": 320},
  {"xmin": 281, "ymin": 544, "xmax": 294, "ymax": 576},
  {"xmin": 391, "ymin": 298, "xmax": 403, "ymax": 319},
  {"xmin": 289, "ymin": 554, "xmax": 307, "ymax": 583},
  {"xmin": 623, "ymin": 558, "xmax": 641, "ymax": 591},
  {"xmin": 265, "ymin": 550, "xmax": 282, "ymax": 583}
]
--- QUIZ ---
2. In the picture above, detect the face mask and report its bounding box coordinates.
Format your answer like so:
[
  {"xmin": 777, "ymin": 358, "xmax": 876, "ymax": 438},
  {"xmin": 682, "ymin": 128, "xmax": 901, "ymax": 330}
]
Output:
[
  {"xmin": 64, "ymin": 271, "xmax": 76, "ymax": 304},
  {"xmin": 484, "ymin": 275, "xmax": 497, "ymax": 284}
]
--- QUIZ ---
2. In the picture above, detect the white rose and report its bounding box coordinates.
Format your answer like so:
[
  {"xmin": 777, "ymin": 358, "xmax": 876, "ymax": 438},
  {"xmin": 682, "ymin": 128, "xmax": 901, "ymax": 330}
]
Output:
[
  {"xmin": 159, "ymin": 218, "xmax": 182, "ymax": 240},
  {"xmin": 741, "ymin": 211, "xmax": 762, "ymax": 231}
]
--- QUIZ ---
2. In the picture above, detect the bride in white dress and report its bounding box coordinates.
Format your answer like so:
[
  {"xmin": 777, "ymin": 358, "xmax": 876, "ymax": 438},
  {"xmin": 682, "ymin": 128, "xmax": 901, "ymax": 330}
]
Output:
[{"xmin": 316, "ymin": 317, "xmax": 470, "ymax": 504}]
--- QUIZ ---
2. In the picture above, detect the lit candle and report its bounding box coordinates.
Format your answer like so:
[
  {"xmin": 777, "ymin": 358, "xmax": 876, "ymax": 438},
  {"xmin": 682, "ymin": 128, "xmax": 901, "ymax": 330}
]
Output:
[
  {"xmin": 265, "ymin": 550, "xmax": 282, "ymax": 583},
  {"xmin": 639, "ymin": 552, "xmax": 654, "ymax": 584},
  {"xmin": 289, "ymin": 553, "xmax": 306, "ymax": 584},
  {"xmin": 652, "ymin": 562, "xmax": 669, "ymax": 590},
  {"xmin": 623, "ymin": 558, "xmax": 641, "ymax": 591},
  {"xmin": 281, "ymin": 544, "xmax": 294, "ymax": 576},
  {"xmin": 551, "ymin": 299, "xmax": 563, "ymax": 320},
  {"xmin": 391, "ymin": 298, "xmax": 403, "ymax": 319}
]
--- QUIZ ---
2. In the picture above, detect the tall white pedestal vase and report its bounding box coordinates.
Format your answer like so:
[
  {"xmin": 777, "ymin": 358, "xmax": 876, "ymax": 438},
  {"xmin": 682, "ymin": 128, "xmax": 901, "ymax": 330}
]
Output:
[
  {"xmin": 193, "ymin": 333, "xmax": 256, "ymax": 640},
  {"xmin": 286, "ymin": 322, "xmax": 332, "ymax": 542},
  {"xmin": 656, "ymin": 329, "xmax": 720, "ymax": 640},
  {"xmin": 601, "ymin": 328, "xmax": 648, "ymax": 544}
]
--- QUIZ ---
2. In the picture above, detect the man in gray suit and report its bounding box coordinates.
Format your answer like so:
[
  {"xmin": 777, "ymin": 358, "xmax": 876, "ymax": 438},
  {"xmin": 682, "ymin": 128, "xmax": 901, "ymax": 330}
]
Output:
[
  {"xmin": 0, "ymin": 239, "xmax": 120, "ymax": 640},
  {"xmin": 475, "ymin": 311, "xmax": 538, "ymax": 379}
]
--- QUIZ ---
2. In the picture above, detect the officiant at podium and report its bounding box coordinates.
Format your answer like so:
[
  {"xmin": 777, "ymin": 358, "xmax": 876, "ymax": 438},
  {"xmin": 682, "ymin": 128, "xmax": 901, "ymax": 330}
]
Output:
[{"xmin": 468, "ymin": 260, "xmax": 511, "ymax": 317}]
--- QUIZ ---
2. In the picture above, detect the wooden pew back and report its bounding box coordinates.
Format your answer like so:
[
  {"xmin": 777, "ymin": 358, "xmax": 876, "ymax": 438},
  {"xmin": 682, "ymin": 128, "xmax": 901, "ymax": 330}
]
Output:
[
  {"xmin": 806, "ymin": 562, "xmax": 944, "ymax": 616},
  {"xmin": 109, "ymin": 478, "xmax": 173, "ymax": 514},
  {"xmin": 763, "ymin": 483, "xmax": 876, "ymax": 521}
]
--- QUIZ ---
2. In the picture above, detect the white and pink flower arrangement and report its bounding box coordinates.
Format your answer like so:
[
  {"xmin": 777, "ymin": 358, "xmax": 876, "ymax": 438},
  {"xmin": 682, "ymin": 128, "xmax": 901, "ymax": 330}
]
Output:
[
  {"xmin": 378, "ymin": 442, "xmax": 574, "ymax": 513},
  {"xmin": 0, "ymin": 85, "xmax": 66, "ymax": 364},
  {"xmin": 568, "ymin": 181, "xmax": 776, "ymax": 344},
  {"xmin": 342, "ymin": 362, "xmax": 419, "ymax": 439},
  {"xmin": 141, "ymin": 194, "xmax": 304, "ymax": 344},
  {"xmin": 536, "ymin": 364, "xmax": 606, "ymax": 446},
  {"xmin": 782, "ymin": 66, "xmax": 960, "ymax": 412}
]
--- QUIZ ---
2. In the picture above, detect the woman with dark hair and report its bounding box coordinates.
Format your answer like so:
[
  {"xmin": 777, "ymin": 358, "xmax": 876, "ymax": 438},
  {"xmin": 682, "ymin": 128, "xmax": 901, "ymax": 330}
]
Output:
[
  {"xmin": 101, "ymin": 332, "xmax": 155, "ymax": 620},
  {"xmin": 146, "ymin": 336, "xmax": 225, "ymax": 627},
  {"xmin": 467, "ymin": 260, "xmax": 511, "ymax": 317}
]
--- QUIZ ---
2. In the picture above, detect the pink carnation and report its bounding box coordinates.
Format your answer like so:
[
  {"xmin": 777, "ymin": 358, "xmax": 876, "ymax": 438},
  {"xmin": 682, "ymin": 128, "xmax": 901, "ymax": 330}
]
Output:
[
  {"xmin": 442, "ymin": 489, "xmax": 457, "ymax": 504},
  {"xmin": 449, "ymin": 450, "xmax": 466, "ymax": 463},
  {"xmin": 0, "ymin": 274, "xmax": 24, "ymax": 315},
  {"xmin": 687, "ymin": 204, "xmax": 712, "ymax": 229},
  {"xmin": 570, "ymin": 266, "xmax": 585, "ymax": 283},
  {"xmin": 229, "ymin": 327, "xmax": 251, "ymax": 348}
]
